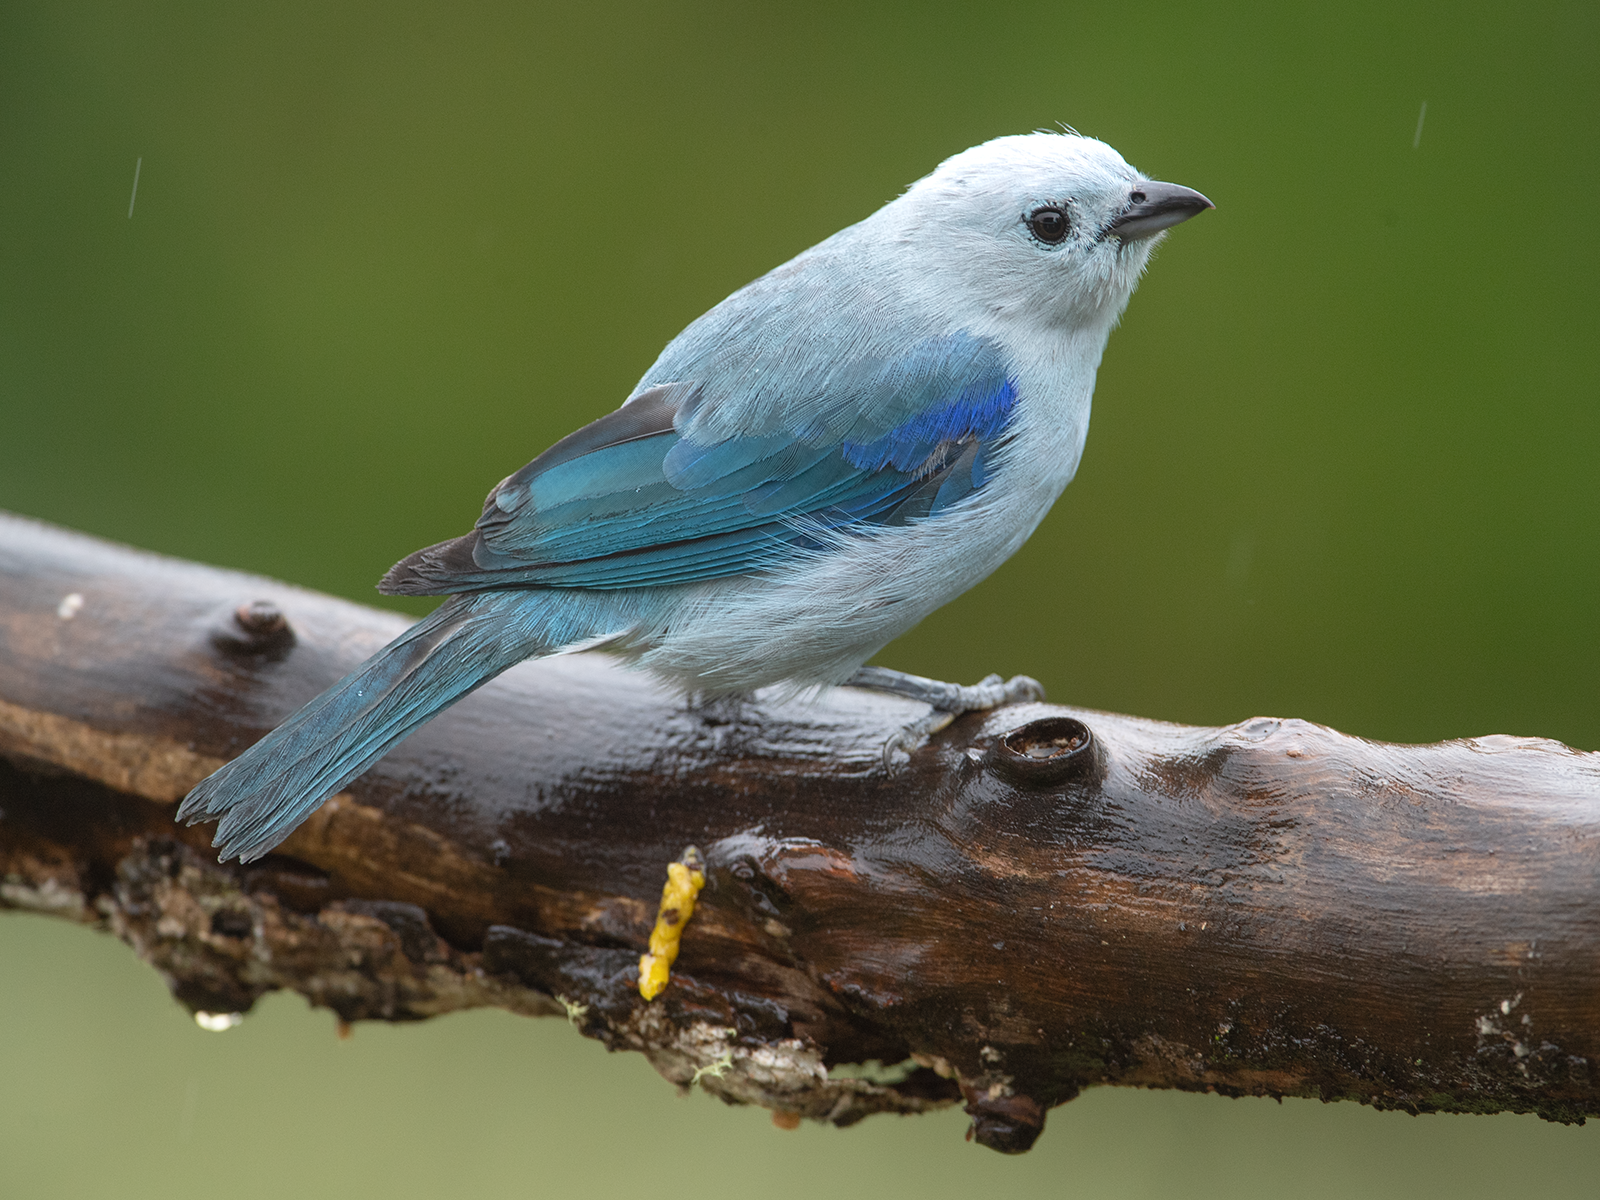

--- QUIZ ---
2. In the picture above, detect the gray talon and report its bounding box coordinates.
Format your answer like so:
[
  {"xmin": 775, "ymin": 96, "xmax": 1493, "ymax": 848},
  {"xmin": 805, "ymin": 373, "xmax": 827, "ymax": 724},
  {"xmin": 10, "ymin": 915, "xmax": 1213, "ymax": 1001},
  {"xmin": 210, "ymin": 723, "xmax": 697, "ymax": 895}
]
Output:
[
  {"xmin": 935, "ymin": 672, "xmax": 1045, "ymax": 713},
  {"xmin": 880, "ymin": 709, "xmax": 957, "ymax": 770},
  {"xmin": 881, "ymin": 727, "xmax": 916, "ymax": 771},
  {"xmin": 1003, "ymin": 674, "xmax": 1046, "ymax": 704},
  {"xmin": 853, "ymin": 666, "xmax": 1042, "ymax": 768}
]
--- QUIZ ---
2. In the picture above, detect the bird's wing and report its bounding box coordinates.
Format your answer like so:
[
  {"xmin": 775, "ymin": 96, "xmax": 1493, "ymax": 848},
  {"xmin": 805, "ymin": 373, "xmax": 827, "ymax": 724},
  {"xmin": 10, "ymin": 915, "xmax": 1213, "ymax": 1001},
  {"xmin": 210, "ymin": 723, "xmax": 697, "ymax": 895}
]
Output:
[{"xmin": 380, "ymin": 332, "xmax": 1016, "ymax": 595}]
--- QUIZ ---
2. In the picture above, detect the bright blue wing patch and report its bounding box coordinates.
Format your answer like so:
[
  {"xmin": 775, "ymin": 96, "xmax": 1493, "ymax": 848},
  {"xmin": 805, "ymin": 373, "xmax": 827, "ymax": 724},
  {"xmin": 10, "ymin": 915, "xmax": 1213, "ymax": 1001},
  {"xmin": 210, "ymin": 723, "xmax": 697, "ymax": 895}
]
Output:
[{"xmin": 398, "ymin": 333, "xmax": 1017, "ymax": 593}]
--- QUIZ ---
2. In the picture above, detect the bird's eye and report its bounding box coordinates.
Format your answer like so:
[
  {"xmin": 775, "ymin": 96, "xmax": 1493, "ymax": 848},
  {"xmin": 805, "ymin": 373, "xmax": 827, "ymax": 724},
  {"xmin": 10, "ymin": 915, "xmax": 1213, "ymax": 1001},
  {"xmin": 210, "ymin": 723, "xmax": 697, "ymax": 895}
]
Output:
[
  {"xmin": 1027, "ymin": 206, "xmax": 1069, "ymax": 245},
  {"xmin": 1130, "ymin": 189, "xmax": 1147, "ymax": 204}
]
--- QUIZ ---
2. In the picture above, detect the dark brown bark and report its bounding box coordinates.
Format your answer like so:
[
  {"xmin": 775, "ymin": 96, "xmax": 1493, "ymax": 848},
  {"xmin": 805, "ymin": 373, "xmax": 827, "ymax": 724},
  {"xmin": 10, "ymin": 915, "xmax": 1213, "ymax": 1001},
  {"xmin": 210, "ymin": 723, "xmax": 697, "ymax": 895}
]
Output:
[{"xmin": 2, "ymin": 511, "xmax": 1597, "ymax": 1153}]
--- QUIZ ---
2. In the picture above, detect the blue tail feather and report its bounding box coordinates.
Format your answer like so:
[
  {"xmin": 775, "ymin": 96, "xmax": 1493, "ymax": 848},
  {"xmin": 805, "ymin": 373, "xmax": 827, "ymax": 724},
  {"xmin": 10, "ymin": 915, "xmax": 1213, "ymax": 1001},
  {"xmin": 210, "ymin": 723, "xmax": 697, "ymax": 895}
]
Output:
[{"xmin": 178, "ymin": 592, "xmax": 558, "ymax": 863}]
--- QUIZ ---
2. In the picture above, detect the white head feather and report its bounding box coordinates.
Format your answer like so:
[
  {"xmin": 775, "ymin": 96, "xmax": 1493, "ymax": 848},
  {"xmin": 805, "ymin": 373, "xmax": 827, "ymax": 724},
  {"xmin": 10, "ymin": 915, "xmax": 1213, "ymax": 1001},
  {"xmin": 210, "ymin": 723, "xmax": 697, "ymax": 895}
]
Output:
[{"xmin": 872, "ymin": 131, "xmax": 1166, "ymax": 332}]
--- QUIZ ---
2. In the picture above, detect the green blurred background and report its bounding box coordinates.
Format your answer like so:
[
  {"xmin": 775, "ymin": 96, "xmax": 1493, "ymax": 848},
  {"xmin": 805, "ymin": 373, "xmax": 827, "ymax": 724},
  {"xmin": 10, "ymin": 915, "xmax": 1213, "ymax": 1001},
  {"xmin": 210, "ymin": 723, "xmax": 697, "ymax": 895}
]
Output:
[{"xmin": 2, "ymin": 1, "xmax": 1597, "ymax": 1196}]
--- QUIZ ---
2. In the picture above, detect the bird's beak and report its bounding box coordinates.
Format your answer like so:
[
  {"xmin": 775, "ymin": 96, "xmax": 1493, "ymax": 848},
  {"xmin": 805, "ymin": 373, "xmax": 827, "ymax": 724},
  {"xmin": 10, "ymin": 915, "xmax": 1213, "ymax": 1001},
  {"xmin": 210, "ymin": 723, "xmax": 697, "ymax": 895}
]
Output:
[{"xmin": 1104, "ymin": 181, "xmax": 1214, "ymax": 243}]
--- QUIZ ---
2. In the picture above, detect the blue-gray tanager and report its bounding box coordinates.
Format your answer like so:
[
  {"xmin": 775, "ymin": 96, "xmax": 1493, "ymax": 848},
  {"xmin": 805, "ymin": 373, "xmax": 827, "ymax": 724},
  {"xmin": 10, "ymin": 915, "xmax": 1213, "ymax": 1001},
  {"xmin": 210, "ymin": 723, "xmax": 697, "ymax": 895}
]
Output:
[{"xmin": 178, "ymin": 131, "xmax": 1211, "ymax": 862}]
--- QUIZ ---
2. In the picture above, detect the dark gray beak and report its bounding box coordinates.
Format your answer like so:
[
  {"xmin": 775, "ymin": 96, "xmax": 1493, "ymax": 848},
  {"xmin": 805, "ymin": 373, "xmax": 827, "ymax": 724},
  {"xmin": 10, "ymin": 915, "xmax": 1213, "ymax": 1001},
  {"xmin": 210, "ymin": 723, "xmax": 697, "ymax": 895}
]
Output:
[{"xmin": 1105, "ymin": 180, "xmax": 1214, "ymax": 242}]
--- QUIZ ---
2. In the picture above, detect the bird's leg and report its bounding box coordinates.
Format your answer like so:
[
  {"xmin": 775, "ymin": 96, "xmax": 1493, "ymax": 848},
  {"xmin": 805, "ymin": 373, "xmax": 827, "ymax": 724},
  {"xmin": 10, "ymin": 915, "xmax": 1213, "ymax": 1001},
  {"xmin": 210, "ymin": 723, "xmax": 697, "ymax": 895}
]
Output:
[
  {"xmin": 846, "ymin": 665, "xmax": 1045, "ymax": 712},
  {"xmin": 844, "ymin": 666, "xmax": 1045, "ymax": 768},
  {"xmin": 684, "ymin": 690, "xmax": 754, "ymax": 723},
  {"xmin": 682, "ymin": 691, "xmax": 758, "ymax": 754}
]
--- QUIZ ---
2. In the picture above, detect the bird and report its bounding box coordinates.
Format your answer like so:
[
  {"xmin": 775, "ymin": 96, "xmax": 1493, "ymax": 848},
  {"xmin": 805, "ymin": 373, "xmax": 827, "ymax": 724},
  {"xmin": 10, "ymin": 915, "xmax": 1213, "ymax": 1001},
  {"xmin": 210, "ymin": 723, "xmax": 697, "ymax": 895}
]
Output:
[{"xmin": 178, "ymin": 130, "xmax": 1212, "ymax": 863}]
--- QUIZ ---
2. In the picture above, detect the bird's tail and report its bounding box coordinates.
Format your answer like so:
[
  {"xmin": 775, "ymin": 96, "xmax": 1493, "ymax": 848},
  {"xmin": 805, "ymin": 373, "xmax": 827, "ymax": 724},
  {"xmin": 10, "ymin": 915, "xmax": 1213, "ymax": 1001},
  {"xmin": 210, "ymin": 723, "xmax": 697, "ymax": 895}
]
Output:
[{"xmin": 178, "ymin": 591, "xmax": 548, "ymax": 863}]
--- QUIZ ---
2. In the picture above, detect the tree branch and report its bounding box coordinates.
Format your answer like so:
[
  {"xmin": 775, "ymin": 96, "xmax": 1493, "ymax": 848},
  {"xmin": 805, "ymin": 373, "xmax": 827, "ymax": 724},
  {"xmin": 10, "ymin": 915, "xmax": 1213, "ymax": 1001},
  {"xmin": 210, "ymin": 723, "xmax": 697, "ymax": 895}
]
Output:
[{"xmin": 2, "ymin": 511, "xmax": 1597, "ymax": 1152}]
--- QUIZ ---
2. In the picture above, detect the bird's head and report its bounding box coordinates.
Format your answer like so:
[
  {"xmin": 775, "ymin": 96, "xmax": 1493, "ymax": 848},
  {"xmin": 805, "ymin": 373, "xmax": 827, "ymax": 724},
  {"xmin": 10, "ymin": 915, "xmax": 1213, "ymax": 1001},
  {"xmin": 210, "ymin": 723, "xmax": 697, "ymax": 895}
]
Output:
[{"xmin": 880, "ymin": 131, "xmax": 1212, "ymax": 333}]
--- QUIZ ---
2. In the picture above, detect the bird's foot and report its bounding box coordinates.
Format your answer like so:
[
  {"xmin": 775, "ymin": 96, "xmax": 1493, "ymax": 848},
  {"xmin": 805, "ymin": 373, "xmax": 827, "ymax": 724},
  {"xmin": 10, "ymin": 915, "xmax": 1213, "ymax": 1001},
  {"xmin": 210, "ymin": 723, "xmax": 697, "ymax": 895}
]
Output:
[{"xmin": 843, "ymin": 666, "xmax": 1045, "ymax": 769}]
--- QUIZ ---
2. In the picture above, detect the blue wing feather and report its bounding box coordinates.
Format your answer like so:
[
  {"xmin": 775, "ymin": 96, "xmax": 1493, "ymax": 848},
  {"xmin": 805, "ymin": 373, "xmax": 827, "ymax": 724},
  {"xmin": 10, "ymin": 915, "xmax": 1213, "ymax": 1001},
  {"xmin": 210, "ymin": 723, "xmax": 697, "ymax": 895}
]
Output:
[{"xmin": 380, "ymin": 332, "xmax": 1017, "ymax": 596}]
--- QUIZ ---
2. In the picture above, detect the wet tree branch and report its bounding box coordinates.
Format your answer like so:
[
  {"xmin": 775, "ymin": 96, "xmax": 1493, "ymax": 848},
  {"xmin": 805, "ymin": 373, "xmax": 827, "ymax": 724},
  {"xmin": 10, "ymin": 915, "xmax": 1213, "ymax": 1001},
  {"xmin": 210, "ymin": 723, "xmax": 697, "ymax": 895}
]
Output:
[{"xmin": 1, "ymin": 511, "xmax": 1597, "ymax": 1152}]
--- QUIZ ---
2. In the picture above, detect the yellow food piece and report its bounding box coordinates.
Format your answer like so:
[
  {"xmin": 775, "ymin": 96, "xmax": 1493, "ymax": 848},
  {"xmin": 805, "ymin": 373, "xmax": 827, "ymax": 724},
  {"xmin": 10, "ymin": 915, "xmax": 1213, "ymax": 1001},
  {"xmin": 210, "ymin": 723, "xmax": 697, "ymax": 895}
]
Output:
[{"xmin": 638, "ymin": 854, "xmax": 706, "ymax": 1000}]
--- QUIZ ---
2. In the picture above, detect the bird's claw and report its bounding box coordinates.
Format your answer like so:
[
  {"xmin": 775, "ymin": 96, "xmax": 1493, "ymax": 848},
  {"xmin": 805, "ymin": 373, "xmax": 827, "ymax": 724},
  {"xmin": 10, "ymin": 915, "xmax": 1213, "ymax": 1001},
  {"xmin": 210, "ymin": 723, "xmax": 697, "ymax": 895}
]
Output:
[
  {"xmin": 875, "ymin": 672, "xmax": 1046, "ymax": 769},
  {"xmin": 881, "ymin": 710, "xmax": 958, "ymax": 771},
  {"xmin": 936, "ymin": 672, "xmax": 1046, "ymax": 714}
]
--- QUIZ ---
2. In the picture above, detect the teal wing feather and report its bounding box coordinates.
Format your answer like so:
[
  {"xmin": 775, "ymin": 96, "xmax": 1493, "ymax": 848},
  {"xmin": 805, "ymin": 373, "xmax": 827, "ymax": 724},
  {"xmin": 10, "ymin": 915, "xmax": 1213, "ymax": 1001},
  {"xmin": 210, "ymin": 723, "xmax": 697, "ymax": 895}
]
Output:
[{"xmin": 380, "ymin": 333, "xmax": 1016, "ymax": 595}]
